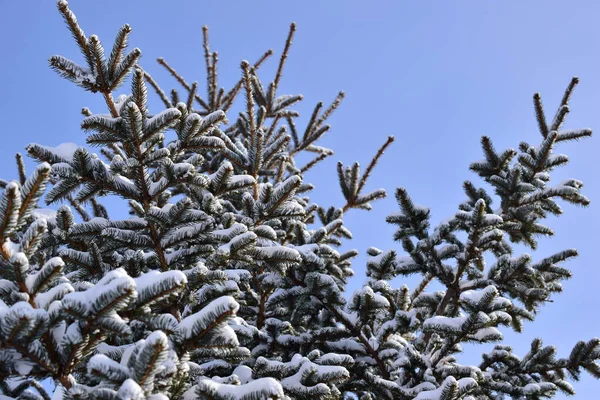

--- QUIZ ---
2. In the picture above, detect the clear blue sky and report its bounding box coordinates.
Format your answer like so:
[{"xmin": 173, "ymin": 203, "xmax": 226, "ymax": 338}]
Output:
[{"xmin": 1, "ymin": 1, "xmax": 599, "ymax": 398}]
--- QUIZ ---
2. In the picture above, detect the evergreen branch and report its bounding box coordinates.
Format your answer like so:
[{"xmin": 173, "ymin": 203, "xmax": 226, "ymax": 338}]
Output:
[
  {"xmin": 157, "ymin": 57, "xmax": 210, "ymax": 111},
  {"xmin": 301, "ymin": 101, "xmax": 323, "ymax": 147},
  {"xmin": 317, "ymin": 91, "xmax": 345, "ymax": 127},
  {"xmin": 67, "ymin": 194, "xmax": 90, "ymax": 221},
  {"xmin": 88, "ymin": 35, "xmax": 108, "ymax": 91},
  {"xmin": 15, "ymin": 153, "xmax": 26, "ymax": 185},
  {"xmin": 341, "ymin": 136, "xmax": 394, "ymax": 213},
  {"xmin": 273, "ymin": 22, "xmax": 296, "ymax": 94},
  {"xmin": 18, "ymin": 163, "xmax": 51, "ymax": 226},
  {"xmin": 134, "ymin": 331, "xmax": 169, "ymax": 388},
  {"xmin": 56, "ymin": 0, "xmax": 93, "ymax": 71},
  {"xmin": 550, "ymin": 105, "xmax": 570, "ymax": 133},
  {"xmin": 356, "ymin": 135, "xmax": 395, "ymax": 196},
  {"xmin": 0, "ymin": 182, "xmax": 21, "ymax": 244},
  {"xmin": 109, "ymin": 47, "xmax": 141, "ymax": 91},
  {"xmin": 409, "ymin": 273, "xmax": 434, "ymax": 304},
  {"xmin": 202, "ymin": 26, "xmax": 214, "ymax": 109},
  {"xmin": 241, "ymin": 61, "xmax": 257, "ymax": 141},
  {"xmin": 533, "ymin": 93, "xmax": 549, "ymax": 138},
  {"xmin": 103, "ymin": 91, "xmax": 120, "ymax": 118},
  {"xmin": 299, "ymin": 151, "xmax": 332, "ymax": 175},
  {"xmin": 210, "ymin": 52, "xmax": 219, "ymax": 109},
  {"xmin": 221, "ymin": 49, "xmax": 273, "ymax": 112},
  {"xmin": 132, "ymin": 67, "xmax": 149, "ymax": 120},
  {"xmin": 5, "ymin": 339, "xmax": 59, "ymax": 383},
  {"xmin": 560, "ymin": 76, "xmax": 579, "ymax": 107},
  {"xmin": 187, "ymin": 81, "xmax": 199, "ymax": 112},
  {"xmin": 143, "ymin": 70, "xmax": 173, "ymax": 108},
  {"xmin": 107, "ymin": 24, "xmax": 132, "ymax": 79},
  {"xmin": 48, "ymin": 55, "xmax": 96, "ymax": 91},
  {"xmin": 265, "ymin": 114, "xmax": 282, "ymax": 143}
]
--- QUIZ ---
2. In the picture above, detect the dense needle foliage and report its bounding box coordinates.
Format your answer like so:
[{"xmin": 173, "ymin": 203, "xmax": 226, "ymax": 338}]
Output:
[{"xmin": 0, "ymin": 2, "xmax": 598, "ymax": 399}]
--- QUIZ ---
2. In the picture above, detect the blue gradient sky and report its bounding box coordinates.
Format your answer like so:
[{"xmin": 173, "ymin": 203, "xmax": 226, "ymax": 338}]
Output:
[{"xmin": 1, "ymin": 1, "xmax": 599, "ymax": 398}]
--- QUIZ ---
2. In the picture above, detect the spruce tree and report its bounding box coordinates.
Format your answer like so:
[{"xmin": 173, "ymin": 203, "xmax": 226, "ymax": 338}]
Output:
[{"xmin": 0, "ymin": 2, "xmax": 598, "ymax": 399}]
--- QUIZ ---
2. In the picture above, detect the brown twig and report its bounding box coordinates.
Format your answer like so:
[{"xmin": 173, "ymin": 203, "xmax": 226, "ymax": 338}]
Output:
[
  {"xmin": 356, "ymin": 135, "xmax": 395, "ymax": 195},
  {"xmin": 144, "ymin": 70, "xmax": 173, "ymax": 108},
  {"xmin": 157, "ymin": 57, "xmax": 210, "ymax": 110},
  {"xmin": 273, "ymin": 23, "xmax": 296, "ymax": 93}
]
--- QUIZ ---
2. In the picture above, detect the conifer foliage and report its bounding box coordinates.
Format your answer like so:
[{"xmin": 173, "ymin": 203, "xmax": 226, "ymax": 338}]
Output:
[{"xmin": 0, "ymin": 2, "xmax": 598, "ymax": 399}]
